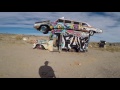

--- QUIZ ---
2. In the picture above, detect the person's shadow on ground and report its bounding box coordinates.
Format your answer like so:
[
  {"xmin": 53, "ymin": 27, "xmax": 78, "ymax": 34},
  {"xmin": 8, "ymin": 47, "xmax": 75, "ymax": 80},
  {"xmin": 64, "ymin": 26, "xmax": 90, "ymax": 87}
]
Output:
[{"xmin": 39, "ymin": 61, "xmax": 56, "ymax": 78}]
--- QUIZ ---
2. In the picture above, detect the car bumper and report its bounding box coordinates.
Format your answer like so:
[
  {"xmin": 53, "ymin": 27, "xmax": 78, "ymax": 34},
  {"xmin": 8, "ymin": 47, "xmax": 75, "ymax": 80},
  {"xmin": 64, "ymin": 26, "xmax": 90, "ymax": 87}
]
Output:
[
  {"xmin": 96, "ymin": 29, "xmax": 103, "ymax": 33},
  {"xmin": 33, "ymin": 23, "xmax": 40, "ymax": 30}
]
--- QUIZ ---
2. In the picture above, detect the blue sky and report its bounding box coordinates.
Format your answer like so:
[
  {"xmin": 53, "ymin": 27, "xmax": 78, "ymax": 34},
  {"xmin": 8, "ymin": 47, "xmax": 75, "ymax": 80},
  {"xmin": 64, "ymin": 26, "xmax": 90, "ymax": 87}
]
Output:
[{"xmin": 0, "ymin": 12, "xmax": 120, "ymax": 42}]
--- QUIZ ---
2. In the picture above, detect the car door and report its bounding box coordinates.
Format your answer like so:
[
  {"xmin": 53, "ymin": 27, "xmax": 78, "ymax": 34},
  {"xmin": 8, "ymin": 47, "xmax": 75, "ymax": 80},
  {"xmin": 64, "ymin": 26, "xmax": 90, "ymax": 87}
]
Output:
[
  {"xmin": 64, "ymin": 20, "xmax": 72, "ymax": 30},
  {"xmin": 78, "ymin": 22, "xmax": 83, "ymax": 30},
  {"xmin": 81, "ymin": 23, "xmax": 89, "ymax": 31},
  {"xmin": 54, "ymin": 19, "xmax": 65, "ymax": 29},
  {"xmin": 73, "ymin": 21, "xmax": 80, "ymax": 30}
]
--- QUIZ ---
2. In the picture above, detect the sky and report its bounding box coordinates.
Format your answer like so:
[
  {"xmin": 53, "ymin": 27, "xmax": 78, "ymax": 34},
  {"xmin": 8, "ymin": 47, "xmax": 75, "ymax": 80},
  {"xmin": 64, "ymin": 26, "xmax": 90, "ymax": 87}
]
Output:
[{"xmin": 0, "ymin": 12, "xmax": 120, "ymax": 42}]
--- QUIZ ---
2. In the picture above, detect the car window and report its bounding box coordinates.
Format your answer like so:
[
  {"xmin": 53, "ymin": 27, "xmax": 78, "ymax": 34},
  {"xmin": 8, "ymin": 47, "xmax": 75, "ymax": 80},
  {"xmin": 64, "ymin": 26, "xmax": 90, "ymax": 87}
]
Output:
[
  {"xmin": 74, "ymin": 22, "xmax": 79, "ymax": 24},
  {"xmin": 82, "ymin": 23, "xmax": 88, "ymax": 27},
  {"xmin": 57, "ymin": 19, "xmax": 64, "ymax": 23},
  {"xmin": 65, "ymin": 20, "xmax": 71, "ymax": 23}
]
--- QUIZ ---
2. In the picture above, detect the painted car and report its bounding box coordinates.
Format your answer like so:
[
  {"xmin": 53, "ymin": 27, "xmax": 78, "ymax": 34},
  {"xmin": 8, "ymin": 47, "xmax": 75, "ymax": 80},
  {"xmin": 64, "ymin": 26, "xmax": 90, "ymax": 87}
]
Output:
[
  {"xmin": 33, "ymin": 39, "xmax": 49, "ymax": 49},
  {"xmin": 33, "ymin": 32, "xmax": 90, "ymax": 52},
  {"xmin": 33, "ymin": 39, "xmax": 54, "ymax": 51},
  {"xmin": 59, "ymin": 33, "xmax": 90, "ymax": 52},
  {"xmin": 34, "ymin": 17, "xmax": 103, "ymax": 36}
]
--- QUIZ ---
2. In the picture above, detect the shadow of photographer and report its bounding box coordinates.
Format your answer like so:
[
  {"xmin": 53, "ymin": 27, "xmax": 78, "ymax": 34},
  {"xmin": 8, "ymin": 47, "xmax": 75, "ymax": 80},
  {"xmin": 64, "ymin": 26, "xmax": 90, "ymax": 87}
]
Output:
[{"xmin": 39, "ymin": 61, "xmax": 56, "ymax": 78}]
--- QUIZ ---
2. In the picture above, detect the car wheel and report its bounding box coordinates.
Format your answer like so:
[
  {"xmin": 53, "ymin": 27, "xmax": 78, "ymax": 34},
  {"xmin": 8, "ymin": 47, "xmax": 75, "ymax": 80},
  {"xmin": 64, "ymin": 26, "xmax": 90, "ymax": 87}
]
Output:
[
  {"xmin": 89, "ymin": 30, "xmax": 94, "ymax": 36},
  {"xmin": 40, "ymin": 45, "xmax": 45, "ymax": 50},
  {"xmin": 36, "ymin": 44, "xmax": 41, "ymax": 49},
  {"xmin": 40, "ymin": 25, "xmax": 49, "ymax": 34}
]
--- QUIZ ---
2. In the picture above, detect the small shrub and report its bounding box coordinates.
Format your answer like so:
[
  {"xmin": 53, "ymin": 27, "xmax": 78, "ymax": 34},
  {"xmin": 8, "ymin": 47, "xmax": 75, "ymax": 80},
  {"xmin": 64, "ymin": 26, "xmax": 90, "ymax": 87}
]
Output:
[
  {"xmin": 0, "ymin": 38, "xmax": 2, "ymax": 40},
  {"xmin": 15, "ymin": 35, "xmax": 23, "ymax": 40},
  {"xmin": 26, "ymin": 40, "xmax": 34, "ymax": 44}
]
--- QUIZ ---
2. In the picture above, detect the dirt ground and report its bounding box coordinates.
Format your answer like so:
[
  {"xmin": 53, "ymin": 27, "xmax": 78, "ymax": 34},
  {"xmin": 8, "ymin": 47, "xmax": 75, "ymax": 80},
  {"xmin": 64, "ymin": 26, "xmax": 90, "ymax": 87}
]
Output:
[{"xmin": 0, "ymin": 33, "xmax": 120, "ymax": 78}]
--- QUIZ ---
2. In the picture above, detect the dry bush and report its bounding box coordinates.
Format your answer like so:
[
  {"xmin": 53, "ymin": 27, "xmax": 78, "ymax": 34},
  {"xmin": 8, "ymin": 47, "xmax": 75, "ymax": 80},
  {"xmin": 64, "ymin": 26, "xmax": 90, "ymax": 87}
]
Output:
[
  {"xmin": 26, "ymin": 40, "xmax": 35, "ymax": 44},
  {"xmin": 89, "ymin": 42, "xmax": 99, "ymax": 48},
  {"xmin": 94, "ymin": 45, "xmax": 120, "ymax": 52},
  {"xmin": 15, "ymin": 35, "xmax": 23, "ymax": 40},
  {"xmin": 89, "ymin": 42, "xmax": 120, "ymax": 52},
  {"xmin": 105, "ymin": 46, "xmax": 120, "ymax": 52},
  {"xmin": 0, "ymin": 38, "xmax": 2, "ymax": 40}
]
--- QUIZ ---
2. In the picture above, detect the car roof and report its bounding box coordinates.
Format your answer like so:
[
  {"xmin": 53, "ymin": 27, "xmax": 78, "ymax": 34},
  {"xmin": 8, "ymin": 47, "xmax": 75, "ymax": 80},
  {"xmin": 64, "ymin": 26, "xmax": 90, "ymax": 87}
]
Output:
[
  {"xmin": 57, "ymin": 18, "xmax": 90, "ymax": 25},
  {"xmin": 57, "ymin": 18, "xmax": 78, "ymax": 22}
]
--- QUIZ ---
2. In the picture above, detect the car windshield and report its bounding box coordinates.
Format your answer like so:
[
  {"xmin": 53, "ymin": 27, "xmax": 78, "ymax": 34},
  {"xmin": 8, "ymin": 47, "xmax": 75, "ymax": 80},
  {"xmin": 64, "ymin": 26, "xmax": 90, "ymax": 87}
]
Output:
[
  {"xmin": 56, "ymin": 19, "xmax": 64, "ymax": 23},
  {"xmin": 74, "ymin": 22, "xmax": 79, "ymax": 24},
  {"xmin": 82, "ymin": 23, "xmax": 88, "ymax": 27},
  {"xmin": 56, "ymin": 19, "xmax": 72, "ymax": 24},
  {"xmin": 65, "ymin": 20, "xmax": 71, "ymax": 23}
]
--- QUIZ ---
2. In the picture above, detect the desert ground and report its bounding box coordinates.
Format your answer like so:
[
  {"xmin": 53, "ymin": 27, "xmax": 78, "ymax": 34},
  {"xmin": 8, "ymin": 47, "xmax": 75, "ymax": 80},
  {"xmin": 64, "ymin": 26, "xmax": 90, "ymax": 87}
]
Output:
[{"xmin": 0, "ymin": 33, "xmax": 120, "ymax": 78}]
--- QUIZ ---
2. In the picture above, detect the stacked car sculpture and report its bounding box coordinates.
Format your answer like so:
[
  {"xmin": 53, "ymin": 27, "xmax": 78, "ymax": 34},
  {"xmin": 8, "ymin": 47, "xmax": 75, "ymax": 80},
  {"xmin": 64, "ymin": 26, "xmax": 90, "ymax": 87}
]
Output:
[{"xmin": 33, "ymin": 17, "xmax": 103, "ymax": 52}]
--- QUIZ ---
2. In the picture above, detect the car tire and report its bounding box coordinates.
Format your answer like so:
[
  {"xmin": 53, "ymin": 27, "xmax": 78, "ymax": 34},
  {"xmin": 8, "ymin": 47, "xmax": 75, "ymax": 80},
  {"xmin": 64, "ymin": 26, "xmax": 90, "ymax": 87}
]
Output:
[
  {"xmin": 40, "ymin": 25, "xmax": 49, "ymax": 34},
  {"xmin": 89, "ymin": 30, "xmax": 94, "ymax": 36},
  {"xmin": 36, "ymin": 44, "xmax": 41, "ymax": 49},
  {"xmin": 40, "ymin": 45, "xmax": 45, "ymax": 50}
]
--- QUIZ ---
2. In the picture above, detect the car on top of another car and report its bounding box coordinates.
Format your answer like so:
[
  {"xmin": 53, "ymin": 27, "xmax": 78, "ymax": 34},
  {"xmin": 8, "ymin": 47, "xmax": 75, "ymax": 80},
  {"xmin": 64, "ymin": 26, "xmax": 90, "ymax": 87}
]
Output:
[{"xmin": 34, "ymin": 17, "xmax": 103, "ymax": 36}]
